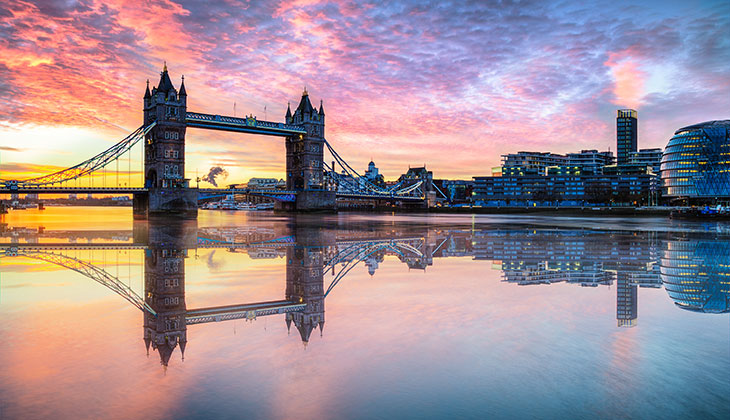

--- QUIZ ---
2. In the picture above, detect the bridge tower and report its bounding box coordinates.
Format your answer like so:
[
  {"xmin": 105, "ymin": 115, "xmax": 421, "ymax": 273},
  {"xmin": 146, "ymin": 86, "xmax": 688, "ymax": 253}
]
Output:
[
  {"xmin": 278, "ymin": 89, "xmax": 336, "ymax": 211},
  {"xmin": 285, "ymin": 224, "xmax": 331, "ymax": 343},
  {"xmin": 141, "ymin": 219, "xmax": 197, "ymax": 366},
  {"xmin": 134, "ymin": 64, "xmax": 197, "ymax": 219}
]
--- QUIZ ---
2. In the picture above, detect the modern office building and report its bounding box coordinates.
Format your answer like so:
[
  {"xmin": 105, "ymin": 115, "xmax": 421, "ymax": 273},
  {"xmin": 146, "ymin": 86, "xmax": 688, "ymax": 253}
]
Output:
[
  {"xmin": 616, "ymin": 272, "xmax": 638, "ymax": 327},
  {"xmin": 473, "ymin": 172, "xmax": 653, "ymax": 206},
  {"xmin": 660, "ymin": 120, "xmax": 730, "ymax": 201},
  {"xmin": 499, "ymin": 150, "xmax": 615, "ymax": 176},
  {"xmin": 501, "ymin": 152, "xmax": 568, "ymax": 176},
  {"xmin": 566, "ymin": 150, "xmax": 615, "ymax": 174},
  {"xmin": 629, "ymin": 148, "xmax": 663, "ymax": 174},
  {"xmin": 617, "ymin": 109, "xmax": 638, "ymax": 165}
]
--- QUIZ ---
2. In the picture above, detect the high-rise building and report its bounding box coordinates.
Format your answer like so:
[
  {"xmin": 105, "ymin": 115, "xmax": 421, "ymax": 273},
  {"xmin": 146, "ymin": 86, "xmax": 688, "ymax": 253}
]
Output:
[
  {"xmin": 616, "ymin": 272, "xmax": 638, "ymax": 327},
  {"xmin": 617, "ymin": 109, "xmax": 638, "ymax": 165}
]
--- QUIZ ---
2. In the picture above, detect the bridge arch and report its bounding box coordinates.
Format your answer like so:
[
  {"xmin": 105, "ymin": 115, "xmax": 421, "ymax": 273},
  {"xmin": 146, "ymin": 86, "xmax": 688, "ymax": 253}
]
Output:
[{"xmin": 146, "ymin": 169, "xmax": 157, "ymax": 189}]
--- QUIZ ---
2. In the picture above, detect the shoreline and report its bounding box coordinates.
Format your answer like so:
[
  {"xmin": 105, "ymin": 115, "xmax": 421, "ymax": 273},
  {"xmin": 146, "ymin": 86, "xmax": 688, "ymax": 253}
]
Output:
[{"xmin": 338, "ymin": 206, "xmax": 674, "ymax": 216}]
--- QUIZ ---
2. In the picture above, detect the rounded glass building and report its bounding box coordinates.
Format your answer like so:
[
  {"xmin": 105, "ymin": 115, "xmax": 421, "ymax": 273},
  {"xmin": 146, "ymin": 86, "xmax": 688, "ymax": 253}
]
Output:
[
  {"xmin": 661, "ymin": 238, "xmax": 730, "ymax": 313},
  {"xmin": 660, "ymin": 120, "xmax": 730, "ymax": 199}
]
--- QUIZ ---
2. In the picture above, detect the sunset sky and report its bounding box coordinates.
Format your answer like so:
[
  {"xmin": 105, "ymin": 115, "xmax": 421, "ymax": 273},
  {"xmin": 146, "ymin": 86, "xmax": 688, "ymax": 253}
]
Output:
[{"xmin": 1, "ymin": 0, "xmax": 729, "ymax": 184}]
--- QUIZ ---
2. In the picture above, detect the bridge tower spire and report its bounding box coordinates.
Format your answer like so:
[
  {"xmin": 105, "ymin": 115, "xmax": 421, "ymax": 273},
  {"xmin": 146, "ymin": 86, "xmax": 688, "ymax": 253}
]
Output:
[
  {"xmin": 141, "ymin": 219, "xmax": 196, "ymax": 367},
  {"xmin": 285, "ymin": 226, "xmax": 330, "ymax": 343},
  {"xmin": 135, "ymin": 63, "xmax": 197, "ymax": 219},
  {"xmin": 279, "ymin": 88, "xmax": 335, "ymax": 211}
]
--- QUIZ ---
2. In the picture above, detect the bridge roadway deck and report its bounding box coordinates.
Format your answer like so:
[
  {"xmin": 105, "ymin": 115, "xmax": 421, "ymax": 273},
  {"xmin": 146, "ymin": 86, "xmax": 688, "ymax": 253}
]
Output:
[
  {"xmin": 0, "ymin": 187, "xmax": 423, "ymax": 202},
  {"xmin": 0, "ymin": 187, "xmax": 147, "ymax": 194},
  {"xmin": 336, "ymin": 192, "xmax": 424, "ymax": 202},
  {"xmin": 0, "ymin": 236, "xmax": 426, "ymax": 251},
  {"xmin": 0, "ymin": 242, "xmax": 296, "ymax": 252},
  {"xmin": 199, "ymin": 188, "xmax": 297, "ymax": 196},
  {"xmin": 185, "ymin": 299, "xmax": 306, "ymax": 325}
]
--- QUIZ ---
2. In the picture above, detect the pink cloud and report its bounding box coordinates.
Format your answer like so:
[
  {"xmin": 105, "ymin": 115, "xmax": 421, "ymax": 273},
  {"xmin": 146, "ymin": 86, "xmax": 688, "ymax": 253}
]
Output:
[
  {"xmin": 1, "ymin": 1, "xmax": 729, "ymax": 181},
  {"xmin": 604, "ymin": 48, "xmax": 648, "ymax": 109}
]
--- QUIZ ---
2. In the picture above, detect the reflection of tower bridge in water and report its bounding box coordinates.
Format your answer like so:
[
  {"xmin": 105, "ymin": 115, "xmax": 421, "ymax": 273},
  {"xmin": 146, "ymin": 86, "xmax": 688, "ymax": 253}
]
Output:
[
  {"xmin": 2, "ymin": 223, "xmax": 729, "ymax": 365},
  {"xmin": 1, "ymin": 220, "xmax": 435, "ymax": 366},
  {"xmin": 0, "ymin": 64, "xmax": 435, "ymax": 215}
]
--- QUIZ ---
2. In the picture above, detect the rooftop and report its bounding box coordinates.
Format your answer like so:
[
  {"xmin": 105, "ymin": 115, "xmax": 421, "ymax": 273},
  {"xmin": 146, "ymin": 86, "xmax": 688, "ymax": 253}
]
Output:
[{"xmin": 675, "ymin": 120, "xmax": 730, "ymax": 134}]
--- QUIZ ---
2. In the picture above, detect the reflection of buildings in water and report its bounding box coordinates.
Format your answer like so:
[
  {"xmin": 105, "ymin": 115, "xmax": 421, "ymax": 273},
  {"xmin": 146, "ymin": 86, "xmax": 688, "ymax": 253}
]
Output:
[
  {"xmin": 474, "ymin": 230, "xmax": 659, "ymax": 284},
  {"xmin": 472, "ymin": 229, "xmax": 661, "ymax": 327},
  {"xmin": 616, "ymin": 273, "xmax": 638, "ymax": 327},
  {"xmin": 365, "ymin": 252, "xmax": 384, "ymax": 276},
  {"xmin": 141, "ymin": 221, "xmax": 330, "ymax": 366},
  {"xmin": 661, "ymin": 238, "xmax": 730, "ymax": 314},
  {"xmin": 196, "ymin": 226, "xmax": 280, "ymax": 244},
  {"xmin": 285, "ymin": 245, "xmax": 325, "ymax": 343},
  {"xmin": 495, "ymin": 261, "xmax": 614, "ymax": 286},
  {"xmin": 246, "ymin": 248, "xmax": 287, "ymax": 259},
  {"xmin": 4, "ymin": 220, "xmax": 729, "ymax": 366},
  {"xmin": 143, "ymin": 247, "xmax": 188, "ymax": 366},
  {"xmin": 142, "ymin": 220, "xmax": 196, "ymax": 367}
]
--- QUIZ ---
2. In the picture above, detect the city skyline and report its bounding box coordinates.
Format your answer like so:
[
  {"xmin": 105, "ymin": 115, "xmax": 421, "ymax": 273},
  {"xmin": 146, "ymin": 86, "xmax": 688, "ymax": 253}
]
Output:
[{"xmin": 2, "ymin": 0, "xmax": 730, "ymax": 183}]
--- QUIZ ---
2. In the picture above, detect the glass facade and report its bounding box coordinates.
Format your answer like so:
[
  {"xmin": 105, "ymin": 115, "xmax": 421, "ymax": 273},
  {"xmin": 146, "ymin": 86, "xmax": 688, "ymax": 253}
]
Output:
[
  {"xmin": 472, "ymin": 171, "xmax": 653, "ymax": 206},
  {"xmin": 617, "ymin": 109, "xmax": 638, "ymax": 165},
  {"xmin": 660, "ymin": 120, "xmax": 730, "ymax": 198},
  {"xmin": 660, "ymin": 239, "xmax": 730, "ymax": 313}
]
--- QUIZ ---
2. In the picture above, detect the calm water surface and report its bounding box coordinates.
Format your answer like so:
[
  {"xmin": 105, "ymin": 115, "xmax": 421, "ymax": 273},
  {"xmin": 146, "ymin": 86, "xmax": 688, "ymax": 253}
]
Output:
[{"xmin": 1, "ymin": 207, "xmax": 728, "ymax": 419}]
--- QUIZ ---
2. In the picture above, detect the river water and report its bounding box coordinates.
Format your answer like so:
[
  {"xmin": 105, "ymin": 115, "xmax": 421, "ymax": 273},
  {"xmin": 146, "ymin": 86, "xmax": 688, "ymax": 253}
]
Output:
[{"xmin": 1, "ymin": 207, "xmax": 728, "ymax": 419}]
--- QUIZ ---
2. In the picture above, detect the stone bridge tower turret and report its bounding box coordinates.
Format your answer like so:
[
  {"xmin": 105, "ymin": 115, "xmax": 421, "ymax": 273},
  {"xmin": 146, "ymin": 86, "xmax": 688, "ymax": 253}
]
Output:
[
  {"xmin": 278, "ymin": 89, "xmax": 335, "ymax": 211},
  {"xmin": 134, "ymin": 63, "xmax": 197, "ymax": 219}
]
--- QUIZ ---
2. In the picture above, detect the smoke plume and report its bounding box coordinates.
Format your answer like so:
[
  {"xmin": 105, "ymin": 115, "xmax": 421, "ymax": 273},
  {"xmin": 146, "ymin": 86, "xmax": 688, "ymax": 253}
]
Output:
[{"xmin": 202, "ymin": 166, "xmax": 228, "ymax": 187}]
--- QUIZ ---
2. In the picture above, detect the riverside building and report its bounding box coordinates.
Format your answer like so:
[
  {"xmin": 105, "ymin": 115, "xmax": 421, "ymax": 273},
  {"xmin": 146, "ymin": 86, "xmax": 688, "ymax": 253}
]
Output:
[
  {"xmin": 473, "ymin": 171, "xmax": 653, "ymax": 206},
  {"xmin": 660, "ymin": 120, "xmax": 730, "ymax": 202},
  {"xmin": 473, "ymin": 147, "xmax": 655, "ymax": 206},
  {"xmin": 629, "ymin": 148, "xmax": 663, "ymax": 175},
  {"xmin": 500, "ymin": 152, "xmax": 568, "ymax": 176},
  {"xmin": 617, "ymin": 109, "xmax": 638, "ymax": 165},
  {"xmin": 566, "ymin": 150, "xmax": 615, "ymax": 174}
]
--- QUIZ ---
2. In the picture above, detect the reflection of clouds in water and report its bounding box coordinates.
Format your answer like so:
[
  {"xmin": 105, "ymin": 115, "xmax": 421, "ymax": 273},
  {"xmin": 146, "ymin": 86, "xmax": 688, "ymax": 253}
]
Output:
[{"xmin": 205, "ymin": 250, "xmax": 225, "ymax": 272}]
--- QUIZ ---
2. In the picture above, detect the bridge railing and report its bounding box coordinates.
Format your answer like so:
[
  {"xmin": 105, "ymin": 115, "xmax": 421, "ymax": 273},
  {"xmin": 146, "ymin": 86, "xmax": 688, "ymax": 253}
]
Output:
[{"xmin": 185, "ymin": 112, "xmax": 306, "ymax": 133}]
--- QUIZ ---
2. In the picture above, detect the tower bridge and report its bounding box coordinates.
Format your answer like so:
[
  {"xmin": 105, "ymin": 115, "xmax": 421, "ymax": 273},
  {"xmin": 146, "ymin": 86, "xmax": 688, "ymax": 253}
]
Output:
[{"xmin": 0, "ymin": 64, "xmax": 428, "ymax": 216}]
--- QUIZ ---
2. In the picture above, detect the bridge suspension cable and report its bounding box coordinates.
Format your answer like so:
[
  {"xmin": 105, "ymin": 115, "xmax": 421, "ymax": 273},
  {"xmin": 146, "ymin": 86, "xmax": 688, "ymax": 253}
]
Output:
[
  {"xmin": 323, "ymin": 238, "xmax": 426, "ymax": 298},
  {"xmin": 4, "ymin": 248, "xmax": 155, "ymax": 315},
  {"xmin": 323, "ymin": 140, "xmax": 425, "ymax": 199},
  {"xmin": 2, "ymin": 122, "xmax": 156, "ymax": 188}
]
